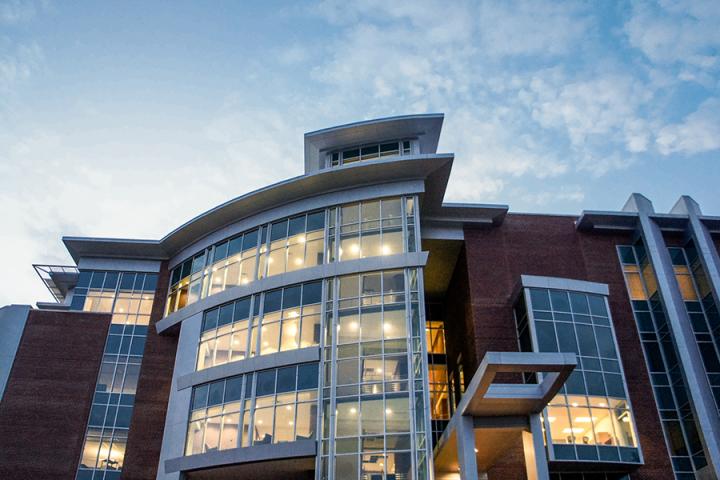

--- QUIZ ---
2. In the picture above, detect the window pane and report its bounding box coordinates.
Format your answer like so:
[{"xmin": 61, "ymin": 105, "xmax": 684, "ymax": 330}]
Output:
[
  {"xmin": 277, "ymin": 366, "xmax": 297, "ymax": 393},
  {"xmin": 256, "ymin": 370, "xmax": 276, "ymax": 396},
  {"xmin": 530, "ymin": 289, "xmax": 551, "ymax": 310},
  {"xmin": 80, "ymin": 435, "xmax": 101, "ymax": 468},
  {"xmin": 295, "ymin": 402, "xmax": 316, "ymax": 440},
  {"xmin": 208, "ymin": 381, "xmax": 224, "ymax": 406},
  {"xmin": 260, "ymin": 322, "xmax": 280, "ymax": 355},
  {"xmin": 220, "ymin": 413, "xmax": 239, "ymax": 450},
  {"xmin": 186, "ymin": 420, "xmax": 205, "ymax": 455},
  {"xmin": 274, "ymin": 404, "xmax": 295, "ymax": 443},
  {"xmin": 253, "ymin": 407, "xmax": 274, "ymax": 444},
  {"xmin": 337, "ymin": 398, "xmax": 359, "ymax": 437},
  {"xmin": 361, "ymin": 308, "xmax": 382, "ymax": 341},
  {"xmin": 570, "ymin": 292, "xmax": 590, "ymax": 314},
  {"xmin": 383, "ymin": 305, "xmax": 406, "ymax": 339},
  {"xmin": 298, "ymin": 363, "xmax": 319, "ymax": 390},
  {"xmin": 361, "ymin": 398, "xmax": 384, "ymax": 434},
  {"xmin": 385, "ymin": 395, "xmax": 410, "ymax": 433}
]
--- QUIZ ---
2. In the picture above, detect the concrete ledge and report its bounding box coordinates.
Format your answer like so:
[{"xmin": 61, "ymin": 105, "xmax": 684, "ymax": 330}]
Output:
[
  {"xmin": 157, "ymin": 251, "xmax": 429, "ymax": 334},
  {"xmin": 520, "ymin": 275, "xmax": 609, "ymax": 296},
  {"xmin": 165, "ymin": 439, "xmax": 317, "ymax": 474},
  {"xmin": 177, "ymin": 347, "xmax": 320, "ymax": 390}
]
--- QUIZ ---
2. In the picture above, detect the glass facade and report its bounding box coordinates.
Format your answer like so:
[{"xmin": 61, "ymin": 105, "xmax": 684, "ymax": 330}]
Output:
[
  {"xmin": 74, "ymin": 270, "xmax": 158, "ymax": 480},
  {"xmin": 515, "ymin": 286, "xmax": 640, "ymax": 464},
  {"xmin": 326, "ymin": 140, "xmax": 413, "ymax": 168},
  {"xmin": 197, "ymin": 281, "xmax": 322, "ymax": 370},
  {"xmin": 320, "ymin": 268, "xmax": 431, "ymax": 480},
  {"xmin": 425, "ymin": 302, "xmax": 450, "ymax": 446},
  {"xmin": 669, "ymin": 246, "xmax": 720, "ymax": 412},
  {"xmin": 165, "ymin": 196, "xmax": 418, "ymax": 316},
  {"xmin": 185, "ymin": 363, "xmax": 319, "ymax": 455},
  {"xmin": 618, "ymin": 245, "xmax": 707, "ymax": 478}
]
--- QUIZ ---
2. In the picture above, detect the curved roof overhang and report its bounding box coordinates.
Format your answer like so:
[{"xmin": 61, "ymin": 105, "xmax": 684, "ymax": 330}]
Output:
[
  {"xmin": 63, "ymin": 154, "xmax": 454, "ymax": 263},
  {"xmin": 304, "ymin": 113, "xmax": 444, "ymax": 173}
]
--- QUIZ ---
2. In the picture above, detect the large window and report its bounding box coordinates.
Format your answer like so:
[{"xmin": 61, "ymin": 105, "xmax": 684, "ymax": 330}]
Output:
[
  {"xmin": 185, "ymin": 363, "xmax": 319, "ymax": 456},
  {"xmin": 197, "ymin": 281, "xmax": 322, "ymax": 371},
  {"xmin": 618, "ymin": 244, "xmax": 709, "ymax": 476},
  {"xmin": 326, "ymin": 140, "xmax": 413, "ymax": 168},
  {"xmin": 75, "ymin": 271, "xmax": 158, "ymax": 480},
  {"xmin": 320, "ymin": 269, "xmax": 430, "ymax": 480},
  {"xmin": 332, "ymin": 198, "xmax": 405, "ymax": 262},
  {"xmin": 515, "ymin": 286, "xmax": 640, "ymax": 464},
  {"xmin": 165, "ymin": 196, "xmax": 419, "ymax": 316}
]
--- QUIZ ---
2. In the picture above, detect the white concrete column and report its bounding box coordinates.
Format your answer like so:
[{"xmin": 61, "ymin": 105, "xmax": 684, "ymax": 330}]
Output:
[
  {"xmin": 522, "ymin": 414, "xmax": 549, "ymax": 480},
  {"xmin": 456, "ymin": 415, "xmax": 478, "ymax": 480}
]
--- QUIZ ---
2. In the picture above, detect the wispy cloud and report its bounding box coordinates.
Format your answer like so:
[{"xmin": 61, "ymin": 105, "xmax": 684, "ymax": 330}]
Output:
[
  {"xmin": 656, "ymin": 97, "xmax": 720, "ymax": 155},
  {"xmin": 0, "ymin": 0, "xmax": 39, "ymax": 24},
  {"xmin": 625, "ymin": 0, "xmax": 720, "ymax": 69}
]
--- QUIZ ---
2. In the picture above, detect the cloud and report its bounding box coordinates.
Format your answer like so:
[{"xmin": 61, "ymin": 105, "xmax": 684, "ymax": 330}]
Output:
[
  {"xmin": 524, "ymin": 69, "xmax": 653, "ymax": 153},
  {"xmin": 656, "ymin": 98, "xmax": 720, "ymax": 155},
  {"xmin": 516, "ymin": 185, "xmax": 586, "ymax": 207},
  {"xmin": 0, "ymin": 0, "xmax": 38, "ymax": 24},
  {"xmin": 625, "ymin": 0, "xmax": 720, "ymax": 69},
  {"xmin": 0, "ymin": 42, "xmax": 43, "ymax": 94},
  {"xmin": 477, "ymin": 0, "xmax": 591, "ymax": 57}
]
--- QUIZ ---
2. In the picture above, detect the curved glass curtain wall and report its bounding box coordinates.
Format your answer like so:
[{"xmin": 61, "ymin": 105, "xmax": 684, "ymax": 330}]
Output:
[
  {"xmin": 197, "ymin": 281, "xmax": 322, "ymax": 371},
  {"xmin": 320, "ymin": 268, "xmax": 431, "ymax": 480},
  {"xmin": 185, "ymin": 363, "xmax": 319, "ymax": 456},
  {"xmin": 515, "ymin": 287, "xmax": 640, "ymax": 464},
  {"xmin": 165, "ymin": 196, "xmax": 418, "ymax": 316}
]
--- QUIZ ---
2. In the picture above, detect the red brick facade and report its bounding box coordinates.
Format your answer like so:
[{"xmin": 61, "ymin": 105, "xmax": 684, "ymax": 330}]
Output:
[
  {"xmin": 0, "ymin": 309, "xmax": 111, "ymax": 479},
  {"xmin": 446, "ymin": 213, "xmax": 673, "ymax": 479}
]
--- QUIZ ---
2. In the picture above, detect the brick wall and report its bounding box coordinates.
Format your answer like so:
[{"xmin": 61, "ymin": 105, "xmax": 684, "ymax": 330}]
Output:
[
  {"xmin": 0, "ymin": 309, "xmax": 111, "ymax": 479},
  {"xmin": 456, "ymin": 213, "xmax": 673, "ymax": 479}
]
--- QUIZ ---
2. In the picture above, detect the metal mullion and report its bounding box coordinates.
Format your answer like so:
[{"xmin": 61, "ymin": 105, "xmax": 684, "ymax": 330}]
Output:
[
  {"xmin": 415, "ymin": 267, "xmax": 433, "ymax": 476},
  {"xmin": 327, "ymin": 276, "xmax": 340, "ymax": 479},
  {"xmin": 246, "ymin": 372, "xmax": 258, "ymax": 447}
]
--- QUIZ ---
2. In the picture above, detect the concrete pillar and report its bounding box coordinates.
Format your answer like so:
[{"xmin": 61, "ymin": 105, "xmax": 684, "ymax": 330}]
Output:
[
  {"xmin": 522, "ymin": 414, "xmax": 549, "ymax": 480},
  {"xmin": 456, "ymin": 415, "xmax": 478, "ymax": 480},
  {"xmin": 629, "ymin": 194, "xmax": 720, "ymax": 478}
]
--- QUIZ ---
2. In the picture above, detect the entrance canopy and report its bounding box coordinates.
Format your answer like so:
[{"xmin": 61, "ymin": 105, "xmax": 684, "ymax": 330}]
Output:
[{"xmin": 434, "ymin": 352, "xmax": 576, "ymax": 479}]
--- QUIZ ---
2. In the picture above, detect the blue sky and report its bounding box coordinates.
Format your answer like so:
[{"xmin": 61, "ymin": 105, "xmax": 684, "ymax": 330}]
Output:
[{"xmin": 1, "ymin": 0, "xmax": 719, "ymax": 305}]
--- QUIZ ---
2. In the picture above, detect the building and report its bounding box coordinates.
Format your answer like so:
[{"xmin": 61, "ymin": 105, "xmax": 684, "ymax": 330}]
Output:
[{"xmin": 1, "ymin": 113, "xmax": 719, "ymax": 480}]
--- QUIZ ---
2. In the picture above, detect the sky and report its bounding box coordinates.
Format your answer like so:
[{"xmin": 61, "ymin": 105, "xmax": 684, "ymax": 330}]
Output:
[{"xmin": 1, "ymin": 0, "xmax": 719, "ymax": 306}]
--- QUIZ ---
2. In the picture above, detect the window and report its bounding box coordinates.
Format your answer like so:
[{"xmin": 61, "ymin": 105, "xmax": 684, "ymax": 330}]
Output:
[
  {"xmin": 185, "ymin": 364, "xmax": 318, "ymax": 455},
  {"xmin": 197, "ymin": 281, "xmax": 322, "ymax": 371},
  {"xmin": 166, "ymin": 197, "xmax": 418, "ymax": 317},
  {"xmin": 325, "ymin": 139, "xmax": 414, "ymax": 168},
  {"xmin": 259, "ymin": 211, "xmax": 326, "ymax": 279},
  {"xmin": 337, "ymin": 198, "xmax": 406, "ymax": 261},
  {"xmin": 619, "ymin": 243, "xmax": 715, "ymax": 474},
  {"xmin": 320, "ymin": 268, "xmax": 429, "ymax": 480},
  {"xmin": 517, "ymin": 285, "xmax": 641, "ymax": 463},
  {"xmin": 76, "ymin": 270, "xmax": 157, "ymax": 480}
]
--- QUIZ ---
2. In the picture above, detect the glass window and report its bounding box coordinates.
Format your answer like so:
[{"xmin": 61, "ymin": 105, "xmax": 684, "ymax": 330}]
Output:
[{"xmin": 186, "ymin": 365, "xmax": 318, "ymax": 455}]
